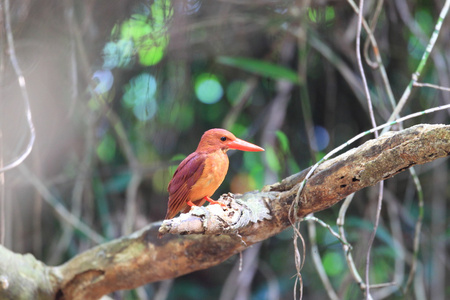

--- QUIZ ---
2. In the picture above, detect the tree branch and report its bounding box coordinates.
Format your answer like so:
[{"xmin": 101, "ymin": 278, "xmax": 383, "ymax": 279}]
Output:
[{"xmin": 0, "ymin": 124, "xmax": 448, "ymax": 299}]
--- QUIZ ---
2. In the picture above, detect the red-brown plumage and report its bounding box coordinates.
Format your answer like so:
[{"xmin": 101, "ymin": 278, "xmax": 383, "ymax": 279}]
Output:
[{"xmin": 162, "ymin": 128, "xmax": 264, "ymax": 221}]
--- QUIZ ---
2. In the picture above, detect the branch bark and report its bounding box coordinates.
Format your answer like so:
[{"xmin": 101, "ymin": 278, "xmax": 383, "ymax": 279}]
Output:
[{"xmin": 0, "ymin": 124, "xmax": 448, "ymax": 299}]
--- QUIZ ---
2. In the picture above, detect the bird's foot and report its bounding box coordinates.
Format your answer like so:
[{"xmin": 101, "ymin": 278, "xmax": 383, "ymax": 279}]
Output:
[
  {"xmin": 203, "ymin": 196, "xmax": 226, "ymax": 207},
  {"xmin": 187, "ymin": 200, "xmax": 198, "ymax": 207}
]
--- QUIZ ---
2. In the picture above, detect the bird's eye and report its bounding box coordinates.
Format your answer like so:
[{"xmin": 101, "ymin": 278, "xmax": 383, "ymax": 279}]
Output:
[{"xmin": 220, "ymin": 136, "xmax": 227, "ymax": 141}]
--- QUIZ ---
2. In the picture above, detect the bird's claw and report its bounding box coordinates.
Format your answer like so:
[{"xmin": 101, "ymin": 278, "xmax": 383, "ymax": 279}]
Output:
[{"xmin": 204, "ymin": 196, "xmax": 226, "ymax": 207}]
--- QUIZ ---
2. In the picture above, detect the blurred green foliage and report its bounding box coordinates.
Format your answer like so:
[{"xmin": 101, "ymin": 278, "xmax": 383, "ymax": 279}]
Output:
[
  {"xmin": 115, "ymin": 0, "xmax": 173, "ymax": 66},
  {"xmin": 96, "ymin": 133, "xmax": 117, "ymax": 163},
  {"xmin": 308, "ymin": 6, "xmax": 335, "ymax": 23},
  {"xmin": 194, "ymin": 73, "xmax": 224, "ymax": 104},
  {"xmin": 217, "ymin": 56, "xmax": 300, "ymax": 84}
]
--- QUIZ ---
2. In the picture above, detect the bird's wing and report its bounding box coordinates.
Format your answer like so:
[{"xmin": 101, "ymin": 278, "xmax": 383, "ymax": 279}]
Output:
[{"xmin": 165, "ymin": 152, "xmax": 206, "ymax": 219}]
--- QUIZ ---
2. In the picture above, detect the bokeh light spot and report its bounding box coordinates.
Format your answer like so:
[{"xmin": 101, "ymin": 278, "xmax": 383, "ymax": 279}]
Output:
[
  {"xmin": 323, "ymin": 251, "xmax": 344, "ymax": 276},
  {"xmin": 102, "ymin": 39, "xmax": 134, "ymax": 69},
  {"xmin": 92, "ymin": 69, "xmax": 114, "ymax": 94},
  {"xmin": 181, "ymin": 0, "xmax": 201, "ymax": 15},
  {"xmin": 123, "ymin": 73, "xmax": 157, "ymax": 107},
  {"xmin": 96, "ymin": 134, "xmax": 116, "ymax": 162},
  {"xmin": 133, "ymin": 100, "xmax": 157, "ymax": 121},
  {"xmin": 195, "ymin": 73, "xmax": 223, "ymax": 104},
  {"xmin": 117, "ymin": 0, "xmax": 172, "ymax": 67},
  {"xmin": 309, "ymin": 126, "xmax": 330, "ymax": 151},
  {"xmin": 121, "ymin": 14, "xmax": 151, "ymax": 42},
  {"xmin": 122, "ymin": 73, "xmax": 158, "ymax": 121},
  {"xmin": 138, "ymin": 40, "xmax": 167, "ymax": 66}
]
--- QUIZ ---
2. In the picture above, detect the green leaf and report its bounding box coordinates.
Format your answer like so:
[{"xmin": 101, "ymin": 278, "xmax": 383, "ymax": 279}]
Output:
[
  {"xmin": 217, "ymin": 56, "xmax": 300, "ymax": 84},
  {"xmin": 265, "ymin": 146, "xmax": 281, "ymax": 173},
  {"xmin": 275, "ymin": 130, "xmax": 290, "ymax": 152},
  {"xmin": 96, "ymin": 133, "xmax": 116, "ymax": 163}
]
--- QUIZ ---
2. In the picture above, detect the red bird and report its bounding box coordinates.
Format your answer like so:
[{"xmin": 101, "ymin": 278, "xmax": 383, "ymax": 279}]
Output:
[{"xmin": 162, "ymin": 128, "xmax": 264, "ymax": 221}]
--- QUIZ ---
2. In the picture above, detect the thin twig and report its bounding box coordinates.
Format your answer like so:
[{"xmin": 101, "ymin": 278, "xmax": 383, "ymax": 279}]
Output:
[
  {"xmin": 90, "ymin": 93, "xmax": 142, "ymax": 236},
  {"xmin": 363, "ymin": 0, "xmax": 384, "ymax": 68},
  {"xmin": 67, "ymin": 0, "xmax": 144, "ymax": 240},
  {"xmin": 413, "ymin": 82, "xmax": 450, "ymax": 92},
  {"xmin": 303, "ymin": 109, "xmax": 448, "ymax": 297},
  {"xmin": 304, "ymin": 216, "xmax": 352, "ymax": 249},
  {"xmin": 292, "ymin": 104, "xmax": 450, "ymax": 244},
  {"xmin": 354, "ymin": 4, "xmax": 385, "ymax": 294},
  {"xmin": 355, "ymin": 0, "xmax": 379, "ymax": 135},
  {"xmin": 337, "ymin": 194, "xmax": 366, "ymax": 289},
  {"xmin": 372, "ymin": 189, "xmax": 405, "ymax": 299},
  {"xmin": 364, "ymin": 187, "xmax": 384, "ymax": 299},
  {"xmin": 385, "ymin": 3, "xmax": 447, "ymax": 289},
  {"xmin": 122, "ymin": 172, "xmax": 143, "ymax": 235},
  {"xmin": 48, "ymin": 0, "xmax": 98, "ymax": 265},
  {"xmin": 219, "ymin": 244, "xmax": 262, "ymax": 300},
  {"xmin": 295, "ymin": 103, "xmax": 450, "ymax": 200},
  {"xmin": 235, "ymin": 246, "xmax": 261, "ymax": 300},
  {"xmin": 258, "ymin": 261, "xmax": 280, "ymax": 300},
  {"xmin": 306, "ymin": 220, "xmax": 339, "ymax": 300},
  {"xmin": 222, "ymin": 77, "xmax": 258, "ymax": 130},
  {"xmin": 369, "ymin": 282, "xmax": 397, "ymax": 289},
  {"xmin": 49, "ymin": 113, "xmax": 96, "ymax": 264},
  {"xmin": 296, "ymin": 17, "xmax": 325, "ymax": 300},
  {"xmin": 413, "ymin": 262, "xmax": 426, "ymax": 299},
  {"xmin": 346, "ymin": 0, "xmax": 398, "ymax": 114},
  {"xmin": 382, "ymin": 0, "xmax": 450, "ymax": 131},
  {"xmin": 91, "ymin": 94, "xmax": 142, "ymax": 235},
  {"xmin": 0, "ymin": 0, "xmax": 36, "ymax": 173},
  {"xmin": 362, "ymin": 1, "xmax": 442, "ymax": 293},
  {"xmin": 18, "ymin": 165, "xmax": 105, "ymax": 244},
  {"xmin": 153, "ymin": 279, "xmax": 173, "ymax": 300},
  {"xmin": 403, "ymin": 168, "xmax": 424, "ymax": 294},
  {"xmin": 292, "ymin": 221, "xmax": 305, "ymax": 300},
  {"xmin": 394, "ymin": 0, "xmax": 450, "ymax": 105},
  {"xmin": 429, "ymin": 160, "xmax": 447, "ymax": 299}
]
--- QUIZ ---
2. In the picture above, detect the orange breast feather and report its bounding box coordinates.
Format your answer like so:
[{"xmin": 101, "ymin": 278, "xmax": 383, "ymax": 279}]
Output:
[{"xmin": 165, "ymin": 150, "xmax": 229, "ymax": 219}]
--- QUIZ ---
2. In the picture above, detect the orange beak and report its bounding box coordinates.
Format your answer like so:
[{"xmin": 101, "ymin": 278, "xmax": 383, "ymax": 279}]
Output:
[{"xmin": 227, "ymin": 138, "xmax": 265, "ymax": 152}]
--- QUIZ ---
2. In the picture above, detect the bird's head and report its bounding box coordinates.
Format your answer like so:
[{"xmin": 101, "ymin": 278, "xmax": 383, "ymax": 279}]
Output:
[{"xmin": 196, "ymin": 128, "xmax": 264, "ymax": 153}]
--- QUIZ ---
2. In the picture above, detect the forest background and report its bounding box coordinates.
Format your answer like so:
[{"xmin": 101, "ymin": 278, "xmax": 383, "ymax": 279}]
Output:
[{"xmin": 0, "ymin": 0, "xmax": 449, "ymax": 299}]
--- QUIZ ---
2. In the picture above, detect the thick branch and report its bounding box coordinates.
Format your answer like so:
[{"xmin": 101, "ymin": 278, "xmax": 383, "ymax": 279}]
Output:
[
  {"xmin": 0, "ymin": 124, "xmax": 448, "ymax": 299},
  {"xmin": 158, "ymin": 124, "xmax": 450, "ymax": 236}
]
